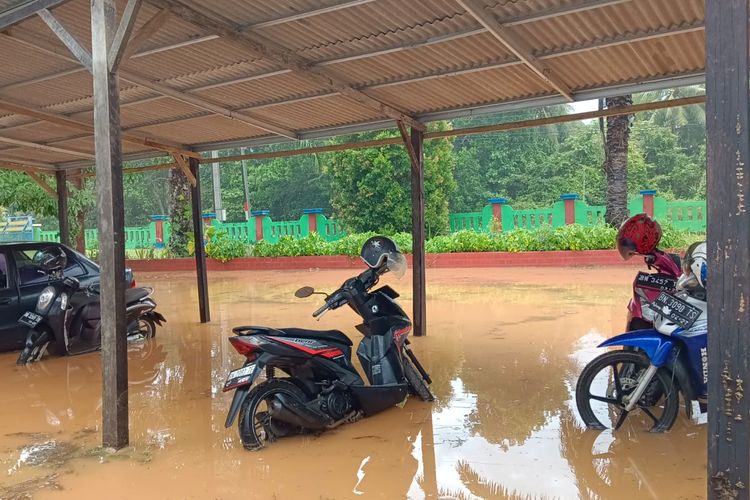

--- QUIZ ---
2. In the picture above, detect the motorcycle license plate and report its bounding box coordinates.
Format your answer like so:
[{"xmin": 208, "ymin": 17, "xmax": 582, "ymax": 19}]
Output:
[
  {"xmin": 648, "ymin": 291, "xmax": 702, "ymax": 329},
  {"xmin": 18, "ymin": 311, "xmax": 42, "ymax": 328},
  {"xmin": 635, "ymin": 272, "xmax": 676, "ymax": 291},
  {"xmin": 222, "ymin": 363, "xmax": 256, "ymax": 392}
]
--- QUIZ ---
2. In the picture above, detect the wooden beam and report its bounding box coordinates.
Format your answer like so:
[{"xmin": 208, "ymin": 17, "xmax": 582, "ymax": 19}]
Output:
[
  {"xmin": 146, "ymin": 0, "xmax": 424, "ymax": 131},
  {"xmin": 91, "ymin": 0, "xmax": 128, "ymax": 450},
  {"xmin": 0, "ymin": 15, "xmax": 698, "ymax": 143},
  {"xmin": 51, "ymin": 95, "xmax": 705, "ymax": 176},
  {"xmin": 119, "ymin": 8, "xmax": 170, "ymax": 62},
  {"xmin": 399, "ymin": 122, "xmax": 426, "ymax": 337},
  {"xmin": 0, "ymin": 98, "xmax": 200, "ymax": 158},
  {"xmin": 173, "ymin": 153, "xmax": 196, "ymax": 187},
  {"xmin": 705, "ymin": 0, "xmax": 750, "ymax": 497},
  {"xmin": 119, "ymin": 71, "xmax": 299, "ymax": 139},
  {"xmin": 55, "ymin": 170, "xmax": 71, "ymax": 246},
  {"xmin": 0, "ymin": 158, "xmax": 55, "ymax": 170},
  {"xmin": 108, "ymin": 0, "xmax": 142, "ymax": 72},
  {"xmin": 0, "ymin": 135, "xmax": 95, "ymax": 159},
  {"xmin": 189, "ymin": 156, "xmax": 210, "ymax": 323},
  {"xmin": 0, "ymin": 29, "xmax": 299, "ymax": 140},
  {"xmin": 0, "ymin": 0, "xmax": 624, "ymax": 98},
  {"xmin": 457, "ymin": 0, "xmax": 574, "ymax": 101},
  {"xmin": 0, "ymin": 0, "xmax": 69, "ymax": 31},
  {"xmin": 37, "ymin": 8, "xmax": 93, "ymax": 73},
  {"xmin": 26, "ymin": 171, "xmax": 57, "ymax": 198},
  {"xmin": 244, "ymin": 0, "xmax": 375, "ymax": 29},
  {"xmin": 424, "ymin": 95, "xmax": 707, "ymax": 139}
]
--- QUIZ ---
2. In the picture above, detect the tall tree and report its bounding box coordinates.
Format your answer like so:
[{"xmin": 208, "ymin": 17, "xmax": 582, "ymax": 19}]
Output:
[
  {"xmin": 602, "ymin": 95, "xmax": 633, "ymax": 225},
  {"xmin": 167, "ymin": 168, "xmax": 192, "ymax": 257},
  {"xmin": 329, "ymin": 126, "xmax": 455, "ymax": 236}
]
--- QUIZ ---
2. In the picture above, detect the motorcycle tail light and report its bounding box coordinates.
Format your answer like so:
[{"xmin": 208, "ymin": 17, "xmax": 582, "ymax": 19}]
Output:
[
  {"xmin": 130, "ymin": 279, "xmax": 137, "ymax": 288},
  {"xmin": 229, "ymin": 336, "xmax": 261, "ymax": 357}
]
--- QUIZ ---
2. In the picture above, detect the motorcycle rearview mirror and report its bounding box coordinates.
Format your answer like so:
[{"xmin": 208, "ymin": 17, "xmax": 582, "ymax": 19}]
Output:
[{"xmin": 295, "ymin": 286, "xmax": 316, "ymax": 298}]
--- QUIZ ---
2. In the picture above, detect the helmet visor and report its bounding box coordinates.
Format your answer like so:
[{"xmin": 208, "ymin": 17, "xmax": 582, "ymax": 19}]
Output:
[
  {"xmin": 386, "ymin": 252, "xmax": 407, "ymax": 279},
  {"xmin": 617, "ymin": 237, "xmax": 638, "ymax": 260}
]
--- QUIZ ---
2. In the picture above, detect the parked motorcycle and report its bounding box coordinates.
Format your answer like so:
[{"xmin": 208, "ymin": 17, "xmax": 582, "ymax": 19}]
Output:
[
  {"xmin": 576, "ymin": 242, "xmax": 708, "ymax": 432},
  {"xmin": 16, "ymin": 247, "xmax": 165, "ymax": 365},
  {"xmin": 617, "ymin": 213, "xmax": 682, "ymax": 331},
  {"xmin": 223, "ymin": 236, "xmax": 434, "ymax": 450}
]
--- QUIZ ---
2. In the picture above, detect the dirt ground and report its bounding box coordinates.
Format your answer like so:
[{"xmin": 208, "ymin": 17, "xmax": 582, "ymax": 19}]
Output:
[{"xmin": 0, "ymin": 267, "xmax": 706, "ymax": 499}]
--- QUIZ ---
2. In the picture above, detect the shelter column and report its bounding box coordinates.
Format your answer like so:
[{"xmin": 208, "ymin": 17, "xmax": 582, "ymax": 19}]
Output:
[
  {"xmin": 404, "ymin": 125, "xmax": 426, "ymax": 337},
  {"xmin": 91, "ymin": 0, "xmax": 128, "ymax": 449},
  {"xmin": 706, "ymin": 0, "xmax": 750, "ymax": 497},
  {"xmin": 190, "ymin": 157, "xmax": 210, "ymax": 323},
  {"xmin": 55, "ymin": 169, "xmax": 70, "ymax": 246}
]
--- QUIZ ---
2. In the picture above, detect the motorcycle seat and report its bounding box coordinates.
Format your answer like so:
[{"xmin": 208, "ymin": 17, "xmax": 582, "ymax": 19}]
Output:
[
  {"xmin": 275, "ymin": 327, "xmax": 352, "ymax": 346},
  {"xmin": 125, "ymin": 288, "xmax": 149, "ymax": 303}
]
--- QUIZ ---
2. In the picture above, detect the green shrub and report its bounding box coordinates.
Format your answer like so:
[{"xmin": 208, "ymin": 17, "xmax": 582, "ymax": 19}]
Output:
[
  {"xmin": 135, "ymin": 224, "xmax": 706, "ymax": 259},
  {"xmin": 205, "ymin": 227, "xmax": 248, "ymax": 263}
]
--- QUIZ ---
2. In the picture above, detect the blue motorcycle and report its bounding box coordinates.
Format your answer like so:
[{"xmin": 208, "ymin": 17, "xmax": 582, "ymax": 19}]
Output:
[{"xmin": 576, "ymin": 289, "xmax": 707, "ymax": 432}]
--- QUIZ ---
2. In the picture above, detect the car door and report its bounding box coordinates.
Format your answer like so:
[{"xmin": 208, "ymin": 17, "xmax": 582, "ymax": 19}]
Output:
[{"xmin": 0, "ymin": 250, "xmax": 22, "ymax": 351}]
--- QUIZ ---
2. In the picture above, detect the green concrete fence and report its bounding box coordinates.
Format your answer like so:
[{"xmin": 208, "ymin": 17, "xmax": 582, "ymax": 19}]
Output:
[{"xmin": 34, "ymin": 191, "xmax": 705, "ymax": 249}]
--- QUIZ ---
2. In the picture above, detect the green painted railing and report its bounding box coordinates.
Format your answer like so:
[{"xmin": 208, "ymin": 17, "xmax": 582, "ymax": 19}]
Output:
[{"xmin": 34, "ymin": 192, "xmax": 706, "ymax": 249}]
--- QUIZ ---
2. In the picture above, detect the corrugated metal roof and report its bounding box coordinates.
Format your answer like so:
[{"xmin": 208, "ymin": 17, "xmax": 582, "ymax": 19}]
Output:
[{"xmin": 0, "ymin": 0, "xmax": 709, "ymax": 169}]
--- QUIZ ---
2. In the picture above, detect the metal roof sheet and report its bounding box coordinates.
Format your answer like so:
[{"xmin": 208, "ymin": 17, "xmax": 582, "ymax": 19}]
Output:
[{"xmin": 0, "ymin": 0, "xmax": 709, "ymax": 169}]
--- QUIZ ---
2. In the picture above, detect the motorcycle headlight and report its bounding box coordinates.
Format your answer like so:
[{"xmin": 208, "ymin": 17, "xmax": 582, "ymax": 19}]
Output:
[{"xmin": 36, "ymin": 286, "xmax": 56, "ymax": 314}]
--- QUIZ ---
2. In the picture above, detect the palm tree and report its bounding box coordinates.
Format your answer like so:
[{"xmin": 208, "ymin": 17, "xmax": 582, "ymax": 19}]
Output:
[
  {"xmin": 167, "ymin": 167, "xmax": 192, "ymax": 257},
  {"xmin": 601, "ymin": 95, "xmax": 633, "ymax": 226}
]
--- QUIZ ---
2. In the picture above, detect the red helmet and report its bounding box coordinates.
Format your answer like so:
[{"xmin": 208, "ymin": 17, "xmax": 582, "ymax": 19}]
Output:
[{"xmin": 616, "ymin": 214, "xmax": 662, "ymax": 260}]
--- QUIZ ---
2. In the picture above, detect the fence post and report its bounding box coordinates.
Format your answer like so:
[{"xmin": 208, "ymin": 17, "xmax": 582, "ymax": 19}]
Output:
[
  {"xmin": 201, "ymin": 212, "xmax": 215, "ymax": 229},
  {"xmin": 640, "ymin": 190, "xmax": 656, "ymax": 217},
  {"xmin": 252, "ymin": 210, "xmax": 269, "ymax": 242},
  {"xmin": 150, "ymin": 215, "xmax": 167, "ymax": 249},
  {"xmin": 303, "ymin": 208, "xmax": 323, "ymax": 234},
  {"xmin": 560, "ymin": 193, "xmax": 579, "ymax": 225},
  {"xmin": 487, "ymin": 197, "xmax": 507, "ymax": 231}
]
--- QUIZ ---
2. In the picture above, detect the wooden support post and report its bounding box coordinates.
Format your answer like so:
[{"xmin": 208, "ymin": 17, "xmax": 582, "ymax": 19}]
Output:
[
  {"xmin": 92, "ymin": 0, "xmax": 128, "ymax": 449},
  {"xmin": 706, "ymin": 0, "xmax": 750, "ymax": 497},
  {"xmin": 399, "ymin": 122, "xmax": 426, "ymax": 337},
  {"xmin": 55, "ymin": 170, "xmax": 70, "ymax": 246},
  {"xmin": 190, "ymin": 157, "xmax": 210, "ymax": 323}
]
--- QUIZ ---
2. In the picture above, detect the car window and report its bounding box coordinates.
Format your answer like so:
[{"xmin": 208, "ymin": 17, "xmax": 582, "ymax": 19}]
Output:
[
  {"xmin": 62, "ymin": 250, "xmax": 87, "ymax": 278},
  {"xmin": 13, "ymin": 250, "xmax": 47, "ymax": 286},
  {"xmin": 0, "ymin": 253, "xmax": 7, "ymax": 289},
  {"xmin": 13, "ymin": 247, "xmax": 87, "ymax": 286}
]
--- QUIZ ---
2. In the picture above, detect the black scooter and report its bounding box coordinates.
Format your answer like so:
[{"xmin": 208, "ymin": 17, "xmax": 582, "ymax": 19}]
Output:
[
  {"xmin": 223, "ymin": 237, "xmax": 433, "ymax": 450},
  {"xmin": 16, "ymin": 250, "xmax": 165, "ymax": 365}
]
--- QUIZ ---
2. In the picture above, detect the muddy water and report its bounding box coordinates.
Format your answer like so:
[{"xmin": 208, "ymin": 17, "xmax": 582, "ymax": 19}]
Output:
[{"xmin": 0, "ymin": 267, "xmax": 706, "ymax": 499}]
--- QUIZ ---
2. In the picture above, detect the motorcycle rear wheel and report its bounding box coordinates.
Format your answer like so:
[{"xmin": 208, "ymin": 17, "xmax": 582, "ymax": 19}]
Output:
[
  {"xmin": 238, "ymin": 379, "xmax": 305, "ymax": 451},
  {"xmin": 576, "ymin": 350, "xmax": 679, "ymax": 432},
  {"xmin": 402, "ymin": 355, "xmax": 435, "ymax": 402}
]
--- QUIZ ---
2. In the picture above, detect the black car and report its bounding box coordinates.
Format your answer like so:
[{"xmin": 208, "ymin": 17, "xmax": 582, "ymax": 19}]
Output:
[{"xmin": 0, "ymin": 242, "xmax": 134, "ymax": 352}]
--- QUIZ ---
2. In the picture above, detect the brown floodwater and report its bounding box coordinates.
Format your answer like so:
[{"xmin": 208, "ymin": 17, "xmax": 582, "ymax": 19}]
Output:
[{"xmin": 0, "ymin": 267, "xmax": 706, "ymax": 499}]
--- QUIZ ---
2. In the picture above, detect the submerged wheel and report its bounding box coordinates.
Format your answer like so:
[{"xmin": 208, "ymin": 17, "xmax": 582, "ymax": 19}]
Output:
[
  {"xmin": 238, "ymin": 379, "xmax": 306, "ymax": 451},
  {"xmin": 128, "ymin": 318, "xmax": 156, "ymax": 340},
  {"xmin": 402, "ymin": 355, "xmax": 435, "ymax": 402},
  {"xmin": 575, "ymin": 350, "xmax": 679, "ymax": 432}
]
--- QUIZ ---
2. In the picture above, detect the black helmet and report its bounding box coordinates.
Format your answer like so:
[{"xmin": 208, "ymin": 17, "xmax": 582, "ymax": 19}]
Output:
[
  {"xmin": 360, "ymin": 236, "xmax": 407, "ymax": 278},
  {"xmin": 33, "ymin": 246, "xmax": 67, "ymax": 272}
]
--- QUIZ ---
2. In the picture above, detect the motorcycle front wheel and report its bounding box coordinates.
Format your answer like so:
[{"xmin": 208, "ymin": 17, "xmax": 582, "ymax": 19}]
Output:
[
  {"xmin": 575, "ymin": 350, "xmax": 679, "ymax": 432},
  {"xmin": 402, "ymin": 355, "xmax": 435, "ymax": 402},
  {"xmin": 238, "ymin": 379, "xmax": 305, "ymax": 451}
]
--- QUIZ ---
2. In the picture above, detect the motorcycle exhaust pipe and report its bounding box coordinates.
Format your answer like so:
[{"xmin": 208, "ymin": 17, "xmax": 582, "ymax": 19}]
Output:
[{"xmin": 269, "ymin": 395, "xmax": 330, "ymax": 430}]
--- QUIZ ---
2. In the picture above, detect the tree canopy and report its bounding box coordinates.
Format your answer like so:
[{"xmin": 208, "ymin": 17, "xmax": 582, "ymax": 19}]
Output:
[{"xmin": 0, "ymin": 85, "xmax": 707, "ymax": 234}]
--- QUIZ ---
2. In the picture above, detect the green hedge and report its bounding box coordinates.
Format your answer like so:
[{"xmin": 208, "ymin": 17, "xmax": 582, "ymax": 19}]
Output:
[{"xmin": 246, "ymin": 224, "xmax": 704, "ymax": 258}]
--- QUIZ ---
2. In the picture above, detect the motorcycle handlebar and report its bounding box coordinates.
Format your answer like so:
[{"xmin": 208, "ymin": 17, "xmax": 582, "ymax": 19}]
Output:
[{"xmin": 312, "ymin": 303, "xmax": 329, "ymax": 318}]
